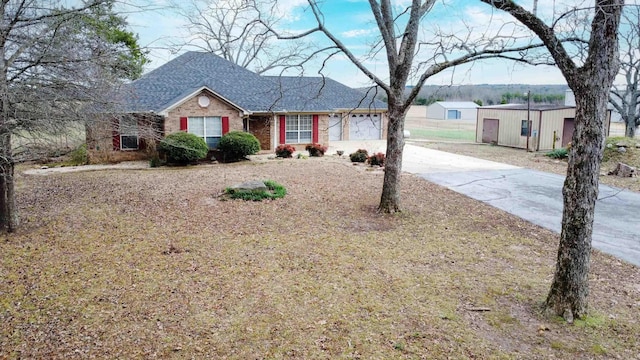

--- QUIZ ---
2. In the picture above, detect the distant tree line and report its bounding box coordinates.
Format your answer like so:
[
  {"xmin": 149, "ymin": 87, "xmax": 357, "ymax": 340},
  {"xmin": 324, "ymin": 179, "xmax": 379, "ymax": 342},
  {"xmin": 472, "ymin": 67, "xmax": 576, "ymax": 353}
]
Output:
[
  {"xmin": 500, "ymin": 92, "xmax": 565, "ymax": 104},
  {"xmin": 386, "ymin": 84, "xmax": 568, "ymax": 106}
]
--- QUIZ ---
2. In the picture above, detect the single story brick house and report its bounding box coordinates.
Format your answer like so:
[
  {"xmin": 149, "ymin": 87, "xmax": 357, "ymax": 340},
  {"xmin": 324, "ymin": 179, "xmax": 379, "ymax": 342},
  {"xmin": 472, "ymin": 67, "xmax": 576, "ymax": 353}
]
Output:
[{"xmin": 88, "ymin": 51, "xmax": 388, "ymax": 153}]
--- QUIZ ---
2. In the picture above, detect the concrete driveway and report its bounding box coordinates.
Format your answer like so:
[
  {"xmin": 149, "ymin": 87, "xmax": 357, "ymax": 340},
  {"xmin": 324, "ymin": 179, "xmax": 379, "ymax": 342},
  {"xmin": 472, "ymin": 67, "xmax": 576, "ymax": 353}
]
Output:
[{"xmin": 330, "ymin": 141, "xmax": 640, "ymax": 267}]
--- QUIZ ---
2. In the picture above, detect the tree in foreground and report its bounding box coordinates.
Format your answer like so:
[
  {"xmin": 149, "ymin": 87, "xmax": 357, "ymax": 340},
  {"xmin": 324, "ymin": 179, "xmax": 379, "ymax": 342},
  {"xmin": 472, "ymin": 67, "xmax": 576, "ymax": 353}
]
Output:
[
  {"xmin": 609, "ymin": 6, "xmax": 640, "ymax": 137},
  {"xmin": 0, "ymin": 0, "xmax": 147, "ymax": 232},
  {"xmin": 262, "ymin": 0, "xmax": 543, "ymax": 213},
  {"xmin": 480, "ymin": 0, "xmax": 623, "ymax": 321}
]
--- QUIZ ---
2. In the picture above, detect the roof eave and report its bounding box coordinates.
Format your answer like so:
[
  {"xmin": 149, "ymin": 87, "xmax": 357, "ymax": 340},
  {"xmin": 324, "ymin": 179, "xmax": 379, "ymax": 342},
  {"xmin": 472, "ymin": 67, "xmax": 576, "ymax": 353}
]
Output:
[{"xmin": 157, "ymin": 86, "xmax": 250, "ymax": 116}]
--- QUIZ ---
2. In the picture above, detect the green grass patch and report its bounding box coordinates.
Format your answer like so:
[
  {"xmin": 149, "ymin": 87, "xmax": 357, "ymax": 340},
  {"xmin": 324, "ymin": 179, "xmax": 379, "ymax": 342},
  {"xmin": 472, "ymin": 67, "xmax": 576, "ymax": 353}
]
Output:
[
  {"xmin": 407, "ymin": 128, "xmax": 475, "ymax": 141},
  {"xmin": 574, "ymin": 314, "xmax": 606, "ymax": 328},
  {"xmin": 545, "ymin": 147, "xmax": 568, "ymax": 159},
  {"xmin": 224, "ymin": 180, "xmax": 286, "ymax": 201}
]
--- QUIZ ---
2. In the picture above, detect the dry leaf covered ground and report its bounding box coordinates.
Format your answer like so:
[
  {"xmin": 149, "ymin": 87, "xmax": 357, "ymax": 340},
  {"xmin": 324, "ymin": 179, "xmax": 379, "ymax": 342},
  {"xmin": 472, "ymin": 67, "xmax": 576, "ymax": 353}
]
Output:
[{"xmin": 2, "ymin": 156, "xmax": 640, "ymax": 359}]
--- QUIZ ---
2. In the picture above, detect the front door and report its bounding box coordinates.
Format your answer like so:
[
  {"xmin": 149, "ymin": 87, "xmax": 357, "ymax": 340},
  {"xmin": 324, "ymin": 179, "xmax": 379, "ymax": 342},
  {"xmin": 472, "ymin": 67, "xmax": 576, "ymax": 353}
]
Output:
[
  {"xmin": 482, "ymin": 118, "xmax": 499, "ymax": 143},
  {"xmin": 562, "ymin": 118, "xmax": 575, "ymax": 147},
  {"xmin": 248, "ymin": 117, "xmax": 271, "ymax": 150}
]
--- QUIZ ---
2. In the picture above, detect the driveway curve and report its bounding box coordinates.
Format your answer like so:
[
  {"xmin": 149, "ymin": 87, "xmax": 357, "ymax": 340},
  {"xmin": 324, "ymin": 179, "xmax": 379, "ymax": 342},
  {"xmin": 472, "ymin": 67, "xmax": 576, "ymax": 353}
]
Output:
[
  {"xmin": 330, "ymin": 141, "xmax": 640, "ymax": 267},
  {"xmin": 402, "ymin": 143, "xmax": 640, "ymax": 267}
]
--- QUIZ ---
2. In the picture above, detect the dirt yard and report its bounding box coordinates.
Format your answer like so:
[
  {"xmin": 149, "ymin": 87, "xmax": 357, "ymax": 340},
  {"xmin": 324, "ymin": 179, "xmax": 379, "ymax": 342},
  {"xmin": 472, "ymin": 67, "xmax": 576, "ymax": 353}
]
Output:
[{"xmin": 1, "ymin": 156, "xmax": 639, "ymax": 359}]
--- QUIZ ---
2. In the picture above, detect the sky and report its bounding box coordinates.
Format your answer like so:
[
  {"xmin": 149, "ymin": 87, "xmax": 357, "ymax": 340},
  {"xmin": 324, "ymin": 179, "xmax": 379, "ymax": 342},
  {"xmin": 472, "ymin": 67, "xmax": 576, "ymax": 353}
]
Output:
[{"xmin": 122, "ymin": 0, "xmax": 622, "ymax": 88}]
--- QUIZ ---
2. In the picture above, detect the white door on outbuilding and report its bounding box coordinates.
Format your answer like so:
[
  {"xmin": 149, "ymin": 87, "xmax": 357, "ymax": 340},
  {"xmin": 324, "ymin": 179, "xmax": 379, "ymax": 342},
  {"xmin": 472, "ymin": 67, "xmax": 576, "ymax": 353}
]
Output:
[
  {"xmin": 349, "ymin": 114, "xmax": 382, "ymax": 140},
  {"xmin": 329, "ymin": 114, "xmax": 342, "ymax": 141}
]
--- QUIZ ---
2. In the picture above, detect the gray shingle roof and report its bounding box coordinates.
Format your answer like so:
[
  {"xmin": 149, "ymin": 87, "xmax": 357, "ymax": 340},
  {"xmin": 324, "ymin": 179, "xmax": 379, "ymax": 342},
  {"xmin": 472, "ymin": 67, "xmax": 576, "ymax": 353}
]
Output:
[
  {"xmin": 263, "ymin": 76, "xmax": 387, "ymax": 112},
  {"xmin": 120, "ymin": 51, "xmax": 387, "ymax": 114}
]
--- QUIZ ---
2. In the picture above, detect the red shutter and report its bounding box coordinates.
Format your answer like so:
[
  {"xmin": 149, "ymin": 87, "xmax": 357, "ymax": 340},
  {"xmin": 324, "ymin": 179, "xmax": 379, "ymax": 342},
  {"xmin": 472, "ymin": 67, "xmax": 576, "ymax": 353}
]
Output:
[
  {"xmin": 137, "ymin": 118, "xmax": 146, "ymax": 150},
  {"xmin": 279, "ymin": 115, "xmax": 286, "ymax": 144},
  {"xmin": 312, "ymin": 115, "xmax": 319, "ymax": 143},
  {"xmin": 112, "ymin": 129, "xmax": 120, "ymax": 150},
  {"xmin": 222, "ymin": 116, "xmax": 230, "ymax": 134},
  {"xmin": 180, "ymin": 117, "xmax": 188, "ymax": 131}
]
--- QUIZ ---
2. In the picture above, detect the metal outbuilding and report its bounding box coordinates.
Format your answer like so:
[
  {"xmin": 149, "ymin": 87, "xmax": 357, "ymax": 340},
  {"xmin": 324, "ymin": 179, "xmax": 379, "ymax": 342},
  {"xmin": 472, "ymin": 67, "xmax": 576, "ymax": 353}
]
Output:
[
  {"xmin": 476, "ymin": 104, "xmax": 611, "ymax": 151},
  {"xmin": 426, "ymin": 101, "xmax": 479, "ymax": 120}
]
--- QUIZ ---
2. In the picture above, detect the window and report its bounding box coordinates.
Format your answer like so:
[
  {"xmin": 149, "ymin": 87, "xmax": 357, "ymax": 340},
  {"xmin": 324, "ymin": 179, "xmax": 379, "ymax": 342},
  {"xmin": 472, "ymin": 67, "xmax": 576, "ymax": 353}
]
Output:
[
  {"xmin": 447, "ymin": 109, "xmax": 461, "ymax": 119},
  {"xmin": 285, "ymin": 114, "xmax": 312, "ymax": 143},
  {"xmin": 189, "ymin": 116, "xmax": 222, "ymax": 148},
  {"xmin": 521, "ymin": 120, "xmax": 531, "ymax": 136},
  {"xmin": 120, "ymin": 117, "xmax": 139, "ymax": 150}
]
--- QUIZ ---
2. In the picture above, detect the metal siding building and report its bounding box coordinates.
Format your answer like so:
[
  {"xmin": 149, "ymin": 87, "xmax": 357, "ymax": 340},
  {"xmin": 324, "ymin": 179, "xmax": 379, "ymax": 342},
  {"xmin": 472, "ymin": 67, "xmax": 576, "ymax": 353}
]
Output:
[
  {"xmin": 476, "ymin": 104, "xmax": 611, "ymax": 151},
  {"xmin": 426, "ymin": 101, "xmax": 479, "ymax": 120}
]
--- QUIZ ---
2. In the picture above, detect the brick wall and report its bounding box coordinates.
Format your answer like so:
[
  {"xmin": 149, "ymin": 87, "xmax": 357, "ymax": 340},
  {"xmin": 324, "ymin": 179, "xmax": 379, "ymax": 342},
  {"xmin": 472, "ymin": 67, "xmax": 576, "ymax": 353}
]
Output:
[
  {"xmin": 248, "ymin": 116, "xmax": 272, "ymax": 150},
  {"xmin": 166, "ymin": 90, "xmax": 243, "ymax": 134}
]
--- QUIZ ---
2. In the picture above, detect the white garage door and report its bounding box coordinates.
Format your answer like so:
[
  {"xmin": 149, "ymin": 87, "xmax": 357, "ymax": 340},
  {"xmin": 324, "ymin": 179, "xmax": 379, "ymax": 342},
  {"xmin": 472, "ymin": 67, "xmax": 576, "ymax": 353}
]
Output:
[{"xmin": 349, "ymin": 114, "xmax": 382, "ymax": 140}]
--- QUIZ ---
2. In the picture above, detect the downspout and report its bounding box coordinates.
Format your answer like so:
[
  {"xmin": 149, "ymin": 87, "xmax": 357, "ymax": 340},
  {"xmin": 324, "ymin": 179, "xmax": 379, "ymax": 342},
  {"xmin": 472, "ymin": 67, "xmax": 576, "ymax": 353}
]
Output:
[
  {"xmin": 536, "ymin": 109, "xmax": 543, "ymax": 151},
  {"xmin": 526, "ymin": 91, "xmax": 531, "ymax": 151}
]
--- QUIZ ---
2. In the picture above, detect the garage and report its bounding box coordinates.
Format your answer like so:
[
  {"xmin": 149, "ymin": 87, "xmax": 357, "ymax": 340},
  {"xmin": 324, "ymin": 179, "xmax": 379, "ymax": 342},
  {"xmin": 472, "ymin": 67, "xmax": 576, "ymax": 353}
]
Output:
[
  {"xmin": 329, "ymin": 114, "xmax": 343, "ymax": 141},
  {"xmin": 349, "ymin": 114, "xmax": 382, "ymax": 140}
]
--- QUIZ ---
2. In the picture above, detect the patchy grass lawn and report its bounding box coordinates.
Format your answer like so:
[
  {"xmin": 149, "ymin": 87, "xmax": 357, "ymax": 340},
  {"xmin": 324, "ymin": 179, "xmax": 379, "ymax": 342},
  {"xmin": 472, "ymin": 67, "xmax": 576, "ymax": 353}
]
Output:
[{"xmin": 2, "ymin": 158, "xmax": 639, "ymax": 359}]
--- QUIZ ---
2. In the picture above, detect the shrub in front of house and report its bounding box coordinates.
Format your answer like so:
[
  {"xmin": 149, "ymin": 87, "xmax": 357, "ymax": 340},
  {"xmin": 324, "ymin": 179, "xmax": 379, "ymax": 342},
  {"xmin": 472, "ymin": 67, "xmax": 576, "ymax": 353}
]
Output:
[
  {"xmin": 545, "ymin": 148, "xmax": 568, "ymax": 159},
  {"xmin": 275, "ymin": 144, "xmax": 296, "ymax": 158},
  {"xmin": 305, "ymin": 143, "xmax": 328, "ymax": 157},
  {"xmin": 158, "ymin": 132, "xmax": 209, "ymax": 164},
  {"xmin": 217, "ymin": 131, "xmax": 261, "ymax": 162},
  {"xmin": 69, "ymin": 144, "xmax": 88, "ymax": 165},
  {"xmin": 350, "ymin": 149, "xmax": 369, "ymax": 163},
  {"xmin": 367, "ymin": 152, "xmax": 385, "ymax": 167}
]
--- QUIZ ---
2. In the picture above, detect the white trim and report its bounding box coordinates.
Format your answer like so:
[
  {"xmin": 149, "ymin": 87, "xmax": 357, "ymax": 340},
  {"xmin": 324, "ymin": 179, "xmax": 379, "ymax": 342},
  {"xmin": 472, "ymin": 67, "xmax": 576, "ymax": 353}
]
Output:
[
  {"xmin": 285, "ymin": 114, "xmax": 313, "ymax": 144},
  {"xmin": 158, "ymin": 86, "xmax": 250, "ymax": 116},
  {"xmin": 197, "ymin": 95, "xmax": 210, "ymax": 107},
  {"xmin": 187, "ymin": 116, "xmax": 222, "ymax": 148}
]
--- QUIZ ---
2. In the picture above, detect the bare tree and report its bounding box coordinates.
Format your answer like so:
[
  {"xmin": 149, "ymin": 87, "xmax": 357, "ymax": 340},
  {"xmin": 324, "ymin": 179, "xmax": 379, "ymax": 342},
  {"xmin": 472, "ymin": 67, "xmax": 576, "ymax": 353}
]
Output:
[
  {"xmin": 173, "ymin": 0, "xmax": 310, "ymax": 74},
  {"xmin": 480, "ymin": 0, "xmax": 623, "ymax": 321},
  {"xmin": 0, "ymin": 0, "xmax": 147, "ymax": 232},
  {"xmin": 609, "ymin": 6, "xmax": 640, "ymax": 137},
  {"xmin": 261, "ymin": 0, "xmax": 544, "ymax": 213}
]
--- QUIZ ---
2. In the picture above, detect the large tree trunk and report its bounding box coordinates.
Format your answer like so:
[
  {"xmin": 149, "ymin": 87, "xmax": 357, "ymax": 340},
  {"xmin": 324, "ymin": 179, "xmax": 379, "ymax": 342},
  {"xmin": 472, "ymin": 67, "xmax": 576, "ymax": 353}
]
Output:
[
  {"xmin": 0, "ymin": 132, "xmax": 17, "ymax": 232},
  {"xmin": 543, "ymin": 0, "xmax": 622, "ymax": 323},
  {"xmin": 378, "ymin": 101, "xmax": 406, "ymax": 213},
  {"xmin": 545, "ymin": 87, "xmax": 608, "ymax": 321},
  {"xmin": 625, "ymin": 122, "xmax": 636, "ymax": 137}
]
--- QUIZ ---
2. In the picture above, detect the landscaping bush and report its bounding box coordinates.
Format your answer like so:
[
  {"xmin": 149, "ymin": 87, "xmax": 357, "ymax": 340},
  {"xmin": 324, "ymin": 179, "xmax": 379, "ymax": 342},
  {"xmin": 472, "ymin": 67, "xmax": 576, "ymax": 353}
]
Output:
[
  {"xmin": 368, "ymin": 152, "xmax": 385, "ymax": 167},
  {"xmin": 545, "ymin": 148, "xmax": 568, "ymax": 159},
  {"xmin": 305, "ymin": 143, "xmax": 328, "ymax": 157},
  {"xmin": 350, "ymin": 149, "xmax": 369, "ymax": 163},
  {"xmin": 69, "ymin": 144, "xmax": 88, "ymax": 165},
  {"xmin": 225, "ymin": 180, "xmax": 287, "ymax": 201},
  {"xmin": 275, "ymin": 144, "xmax": 296, "ymax": 158},
  {"xmin": 158, "ymin": 132, "xmax": 208, "ymax": 164},
  {"xmin": 217, "ymin": 131, "xmax": 260, "ymax": 162}
]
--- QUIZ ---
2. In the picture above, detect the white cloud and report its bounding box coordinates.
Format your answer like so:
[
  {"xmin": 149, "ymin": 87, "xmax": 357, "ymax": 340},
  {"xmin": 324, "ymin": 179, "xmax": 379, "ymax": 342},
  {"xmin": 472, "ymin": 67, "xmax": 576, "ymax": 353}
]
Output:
[{"xmin": 341, "ymin": 28, "xmax": 375, "ymax": 38}]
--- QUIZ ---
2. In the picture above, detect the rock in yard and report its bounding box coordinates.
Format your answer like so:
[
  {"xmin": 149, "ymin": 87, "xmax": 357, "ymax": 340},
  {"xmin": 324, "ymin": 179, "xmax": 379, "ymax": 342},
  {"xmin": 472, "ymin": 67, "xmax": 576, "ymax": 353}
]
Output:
[
  {"xmin": 608, "ymin": 163, "xmax": 636, "ymax": 177},
  {"xmin": 618, "ymin": 147, "xmax": 627, "ymax": 153},
  {"xmin": 229, "ymin": 180, "xmax": 268, "ymax": 191},
  {"xmin": 615, "ymin": 142, "xmax": 628, "ymax": 148}
]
